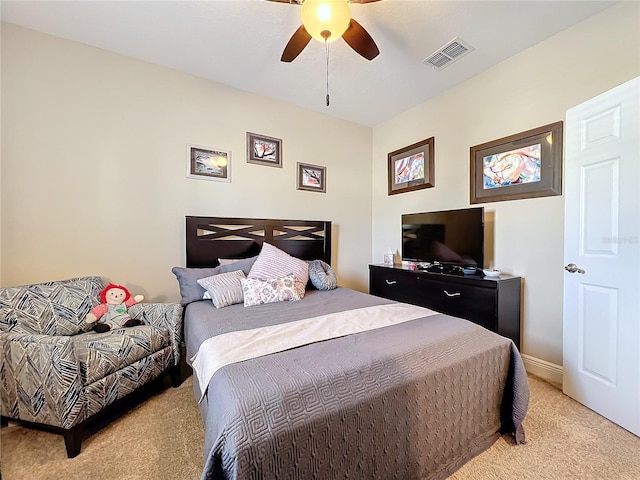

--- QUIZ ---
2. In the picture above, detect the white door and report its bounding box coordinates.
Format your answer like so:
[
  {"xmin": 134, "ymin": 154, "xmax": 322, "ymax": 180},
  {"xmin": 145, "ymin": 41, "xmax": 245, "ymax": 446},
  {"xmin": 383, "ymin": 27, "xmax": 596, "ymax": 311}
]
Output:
[{"xmin": 563, "ymin": 76, "xmax": 639, "ymax": 436}]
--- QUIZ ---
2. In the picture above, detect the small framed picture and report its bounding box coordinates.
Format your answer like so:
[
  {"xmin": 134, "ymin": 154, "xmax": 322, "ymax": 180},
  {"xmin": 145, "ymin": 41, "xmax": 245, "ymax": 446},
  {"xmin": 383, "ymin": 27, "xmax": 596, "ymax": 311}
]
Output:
[
  {"xmin": 297, "ymin": 162, "xmax": 326, "ymax": 193},
  {"xmin": 388, "ymin": 137, "xmax": 435, "ymax": 195},
  {"xmin": 186, "ymin": 144, "xmax": 231, "ymax": 182},
  {"xmin": 246, "ymin": 132, "xmax": 282, "ymax": 168}
]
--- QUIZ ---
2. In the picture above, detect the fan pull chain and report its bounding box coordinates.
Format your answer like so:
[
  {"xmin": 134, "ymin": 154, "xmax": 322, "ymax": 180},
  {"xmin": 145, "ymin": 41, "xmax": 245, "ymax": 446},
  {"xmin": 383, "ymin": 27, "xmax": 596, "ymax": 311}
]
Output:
[
  {"xmin": 320, "ymin": 30, "xmax": 331, "ymax": 107},
  {"xmin": 325, "ymin": 38, "xmax": 330, "ymax": 107}
]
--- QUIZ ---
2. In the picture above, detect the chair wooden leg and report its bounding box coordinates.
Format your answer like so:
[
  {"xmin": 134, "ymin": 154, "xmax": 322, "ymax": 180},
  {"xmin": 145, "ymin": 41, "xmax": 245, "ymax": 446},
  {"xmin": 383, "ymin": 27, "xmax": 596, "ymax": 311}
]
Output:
[
  {"xmin": 63, "ymin": 426, "xmax": 84, "ymax": 458},
  {"xmin": 170, "ymin": 354, "xmax": 192, "ymax": 388},
  {"xmin": 170, "ymin": 365, "xmax": 185, "ymax": 388}
]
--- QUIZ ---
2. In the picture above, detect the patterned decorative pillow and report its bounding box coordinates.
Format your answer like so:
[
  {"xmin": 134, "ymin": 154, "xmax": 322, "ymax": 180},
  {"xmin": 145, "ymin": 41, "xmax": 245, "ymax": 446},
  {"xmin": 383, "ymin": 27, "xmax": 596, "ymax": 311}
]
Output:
[
  {"xmin": 241, "ymin": 274, "xmax": 301, "ymax": 307},
  {"xmin": 248, "ymin": 243, "xmax": 309, "ymax": 298},
  {"xmin": 308, "ymin": 260, "xmax": 338, "ymax": 290},
  {"xmin": 197, "ymin": 270, "xmax": 246, "ymax": 308}
]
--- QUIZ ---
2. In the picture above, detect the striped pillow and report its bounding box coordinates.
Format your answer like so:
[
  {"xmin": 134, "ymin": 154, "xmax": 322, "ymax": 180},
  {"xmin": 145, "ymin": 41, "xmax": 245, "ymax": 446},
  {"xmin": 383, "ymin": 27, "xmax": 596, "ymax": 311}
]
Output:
[
  {"xmin": 248, "ymin": 242, "xmax": 309, "ymax": 298},
  {"xmin": 197, "ymin": 270, "xmax": 246, "ymax": 308}
]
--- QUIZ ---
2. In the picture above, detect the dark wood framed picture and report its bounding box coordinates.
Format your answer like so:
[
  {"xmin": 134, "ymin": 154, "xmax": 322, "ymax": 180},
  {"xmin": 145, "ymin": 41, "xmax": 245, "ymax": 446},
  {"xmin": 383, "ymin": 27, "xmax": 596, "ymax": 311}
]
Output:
[
  {"xmin": 186, "ymin": 144, "xmax": 231, "ymax": 182},
  {"xmin": 470, "ymin": 121, "xmax": 563, "ymax": 204},
  {"xmin": 246, "ymin": 132, "xmax": 282, "ymax": 168},
  {"xmin": 296, "ymin": 162, "xmax": 326, "ymax": 193},
  {"xmin": 388, "ymin": 137, "xmax": 435, "ymax": 195}
]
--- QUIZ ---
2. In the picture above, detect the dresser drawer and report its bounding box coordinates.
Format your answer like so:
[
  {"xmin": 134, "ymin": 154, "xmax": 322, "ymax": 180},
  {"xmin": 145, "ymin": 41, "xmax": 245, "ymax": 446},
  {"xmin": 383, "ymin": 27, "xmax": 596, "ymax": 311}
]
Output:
[
  {"xmin": 369, "ymin": 268, "xmax": 422, "ymax": 303},
  {"xmin": 414, "ymin": 276, "xmax": 497, "ymax": 331}
]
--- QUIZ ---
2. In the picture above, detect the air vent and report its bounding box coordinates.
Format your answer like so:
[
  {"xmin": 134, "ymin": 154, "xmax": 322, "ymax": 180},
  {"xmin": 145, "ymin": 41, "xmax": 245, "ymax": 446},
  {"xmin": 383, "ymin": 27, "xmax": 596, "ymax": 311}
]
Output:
[{"xmin": 423, "ymin": 37, "xmax": 474, "ymax": 70}]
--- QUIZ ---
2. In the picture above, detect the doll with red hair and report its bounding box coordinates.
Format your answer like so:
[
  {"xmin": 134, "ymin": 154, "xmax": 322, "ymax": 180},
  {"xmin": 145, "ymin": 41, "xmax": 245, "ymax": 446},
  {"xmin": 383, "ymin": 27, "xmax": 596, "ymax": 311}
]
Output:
[{"xmin": 85, "ymin": 283, "xmax": 144, "ymax": 333}]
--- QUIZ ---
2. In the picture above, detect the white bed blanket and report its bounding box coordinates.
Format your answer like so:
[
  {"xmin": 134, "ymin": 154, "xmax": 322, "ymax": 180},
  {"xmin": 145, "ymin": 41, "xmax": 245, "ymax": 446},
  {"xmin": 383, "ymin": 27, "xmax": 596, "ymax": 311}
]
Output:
[{"xmin": 192, "ymin": 302, "xmax": 437, "ymax": 401}]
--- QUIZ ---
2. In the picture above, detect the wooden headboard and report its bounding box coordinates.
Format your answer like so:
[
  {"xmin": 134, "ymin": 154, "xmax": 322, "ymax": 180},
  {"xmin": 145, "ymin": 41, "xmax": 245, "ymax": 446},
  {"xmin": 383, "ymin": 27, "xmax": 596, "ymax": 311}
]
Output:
[{"xmin": 185, "ymin": 216, "xmax": 332, "ymax": 268}]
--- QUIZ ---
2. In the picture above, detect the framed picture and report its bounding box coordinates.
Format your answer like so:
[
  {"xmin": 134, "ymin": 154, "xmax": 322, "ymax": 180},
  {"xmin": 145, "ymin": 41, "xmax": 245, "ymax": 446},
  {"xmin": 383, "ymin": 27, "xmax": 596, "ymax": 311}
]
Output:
[
  {"xmin": 296, "ymin": 162, "xmax": 326, "ymax": 193},
  {"xmin": 388, "ymin": 137, "xmax": 435, "ymax": 195},
  {"xmin": 186, "ymin": 144, "xmax": 231, "ymax": 182},
  {"xmin": 470, "ymin": 121, "xmax": 563, "ymax": 204},
  {"xmin": 246, "ymin": 132, "xmax": 282, "ymax": 168}
]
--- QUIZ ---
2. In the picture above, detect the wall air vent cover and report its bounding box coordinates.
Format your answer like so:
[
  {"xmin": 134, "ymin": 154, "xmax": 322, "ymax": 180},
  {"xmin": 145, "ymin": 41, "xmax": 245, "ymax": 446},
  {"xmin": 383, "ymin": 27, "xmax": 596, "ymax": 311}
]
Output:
[{"xmin": 423, "ymin": 37, "xmax": 474, "ymax": 70}]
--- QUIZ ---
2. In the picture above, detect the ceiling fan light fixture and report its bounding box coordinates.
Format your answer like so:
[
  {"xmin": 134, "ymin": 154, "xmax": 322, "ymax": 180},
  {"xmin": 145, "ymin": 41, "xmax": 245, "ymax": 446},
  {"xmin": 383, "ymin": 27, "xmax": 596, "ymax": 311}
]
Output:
[{"xmin": 301, "ymin": 0, "xmax": 351, "ymax": 42}]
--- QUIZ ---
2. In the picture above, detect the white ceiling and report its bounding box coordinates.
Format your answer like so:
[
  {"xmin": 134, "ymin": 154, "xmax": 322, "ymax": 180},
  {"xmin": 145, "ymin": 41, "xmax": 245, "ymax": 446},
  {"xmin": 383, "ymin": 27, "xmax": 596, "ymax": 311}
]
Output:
[{"xmin": 1, "ymin": 0, "xmax": 617, "ymax": 127}]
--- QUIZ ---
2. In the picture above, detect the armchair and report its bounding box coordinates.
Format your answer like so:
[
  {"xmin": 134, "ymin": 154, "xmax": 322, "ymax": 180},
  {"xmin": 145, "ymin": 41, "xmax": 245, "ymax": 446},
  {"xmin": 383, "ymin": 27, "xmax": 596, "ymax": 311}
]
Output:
[{"xmin": 0, "ymin": 276, "xmax": 184, "ymax": 457}]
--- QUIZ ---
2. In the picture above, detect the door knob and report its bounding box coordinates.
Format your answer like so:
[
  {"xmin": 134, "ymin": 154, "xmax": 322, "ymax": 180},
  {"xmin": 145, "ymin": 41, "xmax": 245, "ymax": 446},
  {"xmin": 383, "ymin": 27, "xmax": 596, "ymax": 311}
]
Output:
[{"xmin": 565, "ymin": 263, "xmax": 586, "ymax": 274}]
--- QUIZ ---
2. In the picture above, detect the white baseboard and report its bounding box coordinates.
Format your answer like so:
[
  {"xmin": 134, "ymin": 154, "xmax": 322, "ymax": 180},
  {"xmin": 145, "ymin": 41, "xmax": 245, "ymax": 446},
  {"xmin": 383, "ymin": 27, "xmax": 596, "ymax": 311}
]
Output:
[{"xmin": 521, "ymin": 354, "xmax": 563, "ymax": 386}]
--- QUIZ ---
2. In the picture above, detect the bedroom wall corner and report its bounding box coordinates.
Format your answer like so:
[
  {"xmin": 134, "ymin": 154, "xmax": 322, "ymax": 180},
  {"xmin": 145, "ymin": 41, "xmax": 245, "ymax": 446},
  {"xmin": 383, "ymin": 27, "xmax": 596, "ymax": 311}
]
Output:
[
  {"xmin": 521, "ymin": 354, "xmax": 563, "ymax": 387},
  {"xmin": 0, "ymin": 22, "xmax": 373, "ymax": 298},
  {"xmin": 370, "ymin": 1, "xmax": 640, "ymax": 367}
]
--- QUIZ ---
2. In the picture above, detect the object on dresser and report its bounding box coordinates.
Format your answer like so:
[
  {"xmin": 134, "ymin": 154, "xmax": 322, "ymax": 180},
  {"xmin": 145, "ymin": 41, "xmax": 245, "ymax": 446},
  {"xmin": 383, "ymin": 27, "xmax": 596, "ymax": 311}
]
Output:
[
  {"xmin": 483, "ymin": 268, "xmax": 501, "ymax": 277},
  {"xmin": 401, "ymin": 260, "xmax": 417, "ymax": 270},
  {"xmin": 383, "ymin": 249, "xmax": 395, "ymax": 266},
  {"xmin": 421, "ymin": 262, "xmax": 466, "ymax": 275},
  {"xmin": 402, "ymin": 207, "xmax": 484, "ymax": 268}
]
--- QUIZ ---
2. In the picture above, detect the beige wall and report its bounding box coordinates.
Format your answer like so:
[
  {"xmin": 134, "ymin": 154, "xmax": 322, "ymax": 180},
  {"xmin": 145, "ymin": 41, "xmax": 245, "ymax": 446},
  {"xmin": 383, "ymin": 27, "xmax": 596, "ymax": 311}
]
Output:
[
  {"xmin": 372, "ymin": 2, "xmax": 640, "ymax": 367},
  {"xmin": 0, "ymin": 23, "xmax": 373, "ymax": 301}
]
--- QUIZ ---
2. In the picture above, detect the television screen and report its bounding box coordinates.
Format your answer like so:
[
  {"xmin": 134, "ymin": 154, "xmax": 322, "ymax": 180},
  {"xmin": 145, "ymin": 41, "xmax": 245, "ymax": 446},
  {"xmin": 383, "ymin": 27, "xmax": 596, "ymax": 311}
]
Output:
[{"xmin": 402, "ymin": 207, "xmax": 484, "ymax": 267}]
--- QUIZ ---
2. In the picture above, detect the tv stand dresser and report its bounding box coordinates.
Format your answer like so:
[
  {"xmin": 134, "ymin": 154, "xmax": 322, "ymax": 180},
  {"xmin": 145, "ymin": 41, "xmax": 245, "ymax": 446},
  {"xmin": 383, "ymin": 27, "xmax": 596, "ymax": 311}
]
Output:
[{"xmin": 369, "ymin": 264, "xmax": 522, "ymax": 349}]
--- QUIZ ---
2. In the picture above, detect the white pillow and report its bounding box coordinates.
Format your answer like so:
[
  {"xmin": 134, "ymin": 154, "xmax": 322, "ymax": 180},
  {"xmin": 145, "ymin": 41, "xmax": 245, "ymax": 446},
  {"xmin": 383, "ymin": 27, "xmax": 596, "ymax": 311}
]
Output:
[
  {"xmin": 197, "ymin": 270, "xmax": 246, "ymax": 308},
  {"xmin": 248, "ymin": 242, "xmax": 309, "ymax": 298},
  {"xmin": 241, "ymin": 274, "xmax": 301, "ymax": 307},
  {"xmin": 218, "ymin": 258, "xmax": 241, "ymax": 266}
]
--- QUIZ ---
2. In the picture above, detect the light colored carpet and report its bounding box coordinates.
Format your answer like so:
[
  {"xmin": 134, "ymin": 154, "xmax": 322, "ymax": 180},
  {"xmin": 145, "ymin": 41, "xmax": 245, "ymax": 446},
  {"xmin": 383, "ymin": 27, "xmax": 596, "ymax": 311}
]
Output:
[
  {"xmin": 0, "ymin": 378, "xmax": 205, "ymax": 480},
  {"xmin": 1, "ymin": 374, "xmax": 639, "ymax": 479}
]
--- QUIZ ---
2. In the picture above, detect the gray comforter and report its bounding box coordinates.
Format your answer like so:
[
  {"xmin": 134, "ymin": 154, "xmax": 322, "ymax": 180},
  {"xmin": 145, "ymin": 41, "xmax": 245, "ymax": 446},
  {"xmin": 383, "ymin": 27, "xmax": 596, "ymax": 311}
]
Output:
[{"xmin": 184, "ymin": 288, "xmax": 529, "ymax": 480}]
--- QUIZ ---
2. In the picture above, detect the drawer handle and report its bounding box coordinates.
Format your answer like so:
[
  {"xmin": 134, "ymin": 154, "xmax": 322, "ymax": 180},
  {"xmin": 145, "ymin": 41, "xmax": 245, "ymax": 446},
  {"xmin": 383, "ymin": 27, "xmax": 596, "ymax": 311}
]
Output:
[
  {"xmin": 385, "ymin": 280, "xmax": 397, "ymax": 285},
  {"xmin": 444, "ymin": 290, "xmax": 461, "ymax": 297}
]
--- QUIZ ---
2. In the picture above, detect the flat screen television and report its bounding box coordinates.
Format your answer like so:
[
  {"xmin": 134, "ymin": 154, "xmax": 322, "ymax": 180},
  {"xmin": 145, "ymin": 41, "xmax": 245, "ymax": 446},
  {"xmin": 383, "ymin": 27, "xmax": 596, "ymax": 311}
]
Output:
[{"xmin": 402, "ymin": 207, "xmax": 484, "ymax": 267}]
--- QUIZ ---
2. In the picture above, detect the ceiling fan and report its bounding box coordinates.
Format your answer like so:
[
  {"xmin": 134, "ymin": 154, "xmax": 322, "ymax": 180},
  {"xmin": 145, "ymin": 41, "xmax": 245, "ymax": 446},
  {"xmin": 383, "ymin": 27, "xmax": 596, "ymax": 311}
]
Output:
[{"xmin": 269, "ymin": 0, "xmax": 381, "ymax": 62}]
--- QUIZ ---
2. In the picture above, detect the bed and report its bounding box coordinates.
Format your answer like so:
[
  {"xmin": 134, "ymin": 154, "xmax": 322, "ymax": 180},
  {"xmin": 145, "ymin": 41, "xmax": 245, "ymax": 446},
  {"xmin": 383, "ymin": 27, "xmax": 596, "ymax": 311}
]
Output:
[{"xmin": 176, "ymin": 216, "xmax": 529, "ymax": 480}]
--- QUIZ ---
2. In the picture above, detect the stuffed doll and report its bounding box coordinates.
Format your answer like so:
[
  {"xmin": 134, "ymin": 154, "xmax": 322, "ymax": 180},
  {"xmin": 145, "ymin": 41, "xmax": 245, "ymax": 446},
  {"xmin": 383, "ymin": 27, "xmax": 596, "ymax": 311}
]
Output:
[{"xmin": 85, "ymin": 283, "xmax": 144, "ymax": 333}]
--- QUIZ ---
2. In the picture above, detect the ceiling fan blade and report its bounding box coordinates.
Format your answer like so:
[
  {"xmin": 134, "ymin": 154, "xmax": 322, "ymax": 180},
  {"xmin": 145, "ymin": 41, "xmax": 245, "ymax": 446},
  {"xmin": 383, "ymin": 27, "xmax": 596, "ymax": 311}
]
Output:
[
  {"xmin": 281, "ymin": 25, "xmax": 312, "ymax": 62},
  {"xmin": 342, "ymin": 19, "xmax": 379, "ymax": 61}
]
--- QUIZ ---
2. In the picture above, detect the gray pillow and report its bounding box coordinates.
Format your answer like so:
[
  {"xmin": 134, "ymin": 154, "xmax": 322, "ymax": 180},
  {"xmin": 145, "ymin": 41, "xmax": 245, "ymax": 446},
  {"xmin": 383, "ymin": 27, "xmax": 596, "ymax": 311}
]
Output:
[
  {"xmin": 197, "ymin": 270, "xmax": 246, "ymax": 308},
  {"xmin": 172, "ymin": 256, "xmax": 258, "ymax": 306},
  {"xmin": 172, "ymin": 266, "xmax": 219, "ymax": 306},
  {"xmin": 308, "ymin": 260, "xmax": 338, "ymax": 291},
  {"xmin": 217, "ymin": 255, "xmax": 258, "ymax": 276}
]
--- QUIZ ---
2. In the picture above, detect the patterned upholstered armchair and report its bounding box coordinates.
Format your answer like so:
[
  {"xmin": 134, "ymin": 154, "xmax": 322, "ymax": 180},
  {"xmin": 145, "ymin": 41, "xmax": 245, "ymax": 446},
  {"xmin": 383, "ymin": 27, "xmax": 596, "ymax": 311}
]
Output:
[{"xmin": 0, "ymin": 276, "xmax": 184, "ymax": 457}]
